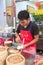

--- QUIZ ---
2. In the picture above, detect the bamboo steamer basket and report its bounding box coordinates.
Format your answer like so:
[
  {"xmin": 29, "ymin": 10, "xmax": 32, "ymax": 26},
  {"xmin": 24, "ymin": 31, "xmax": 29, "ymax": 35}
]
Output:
[
  {"xmin": 6, "ymin": 54, "xmax": 25, "ymax": 65},
  {"xmin": 0, "ymin": 60, "xmax": 6, "ymax": 65},
  {"xmin": 8, "ymin": 47, "xmax": 21, "ymax": 55},
  {"xmin": 34, "ymin": 59, "xmax": 43, "ymax": 65},
  {"xmin": 34, "ymin": 55, "xmax": 43, "ymax": 65},
  {"xmin": 0, "ymin": 46, "xmax": 8, "ymax": 65},
  {"xmin": 36, "ymin": 59, "xmax": 43, "ymax": 65}
]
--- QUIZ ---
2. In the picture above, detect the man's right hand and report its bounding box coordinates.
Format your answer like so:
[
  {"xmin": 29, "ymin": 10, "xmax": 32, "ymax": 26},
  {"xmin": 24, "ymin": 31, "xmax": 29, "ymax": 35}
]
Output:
[{"xmin": 15, "ymin": 36, "xmax": 21, "ymax": 43}]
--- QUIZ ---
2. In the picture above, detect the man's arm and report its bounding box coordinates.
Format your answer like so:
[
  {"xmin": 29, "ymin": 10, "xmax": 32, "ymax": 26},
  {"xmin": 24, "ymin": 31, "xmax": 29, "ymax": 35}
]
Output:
[
  {"xmin": 14, "ymin": 24, "xmax": 21, "ymax": 43},
  {"xmin": 14, "ymin": 32, "xmax": 21, "ymax": 43},
  {"xmin": 24, "ymin": 23, "xmax": 39, "ymax": 48},
  {"xmin": 24, "ymin": 34, "xmax": 39, "ymax": 47},
  {"xmin": 17, "ymin": 34, "xmax": 39, "ymax": 49}
]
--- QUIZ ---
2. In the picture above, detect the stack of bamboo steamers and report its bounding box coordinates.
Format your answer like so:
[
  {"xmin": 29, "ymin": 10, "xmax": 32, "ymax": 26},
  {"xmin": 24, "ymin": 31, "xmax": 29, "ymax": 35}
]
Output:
[
  {"xmin": 0, "ymin": 46, "xmax": 25, "ymax": 65},
  {"xmin": 0, "ymin": 46, "xmax": 8, "ymax": 65}
]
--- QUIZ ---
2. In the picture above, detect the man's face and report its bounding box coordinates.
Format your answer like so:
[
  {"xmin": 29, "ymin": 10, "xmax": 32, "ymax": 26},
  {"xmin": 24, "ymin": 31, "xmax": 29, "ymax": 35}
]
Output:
[{"xmin": 19, "ymin": 18, "xmax": 30, "ymax": 28}]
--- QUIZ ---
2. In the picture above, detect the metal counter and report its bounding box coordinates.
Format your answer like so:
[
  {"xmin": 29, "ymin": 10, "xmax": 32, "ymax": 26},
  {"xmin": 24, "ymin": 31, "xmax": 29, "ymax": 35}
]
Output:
[
  {"xmin": 21, "ymin": 51, "xmax": 35, "ymax": 65},
  {"xmin": 21, "ymin": 51, "xmax": 41, "ymax": 65}
]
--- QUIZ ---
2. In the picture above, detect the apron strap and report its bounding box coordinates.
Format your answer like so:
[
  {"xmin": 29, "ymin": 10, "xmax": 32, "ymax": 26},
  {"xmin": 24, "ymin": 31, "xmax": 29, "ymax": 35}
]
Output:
[{"xmin": 29, "ymin": 22, "xmax": 33, "ymax": 31}]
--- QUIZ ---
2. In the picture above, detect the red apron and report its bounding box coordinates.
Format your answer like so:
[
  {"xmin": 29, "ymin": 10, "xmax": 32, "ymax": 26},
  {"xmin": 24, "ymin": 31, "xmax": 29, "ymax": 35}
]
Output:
[{"xmin": 20, "ymin": 30, "xmax": 36, "ymax": 55}]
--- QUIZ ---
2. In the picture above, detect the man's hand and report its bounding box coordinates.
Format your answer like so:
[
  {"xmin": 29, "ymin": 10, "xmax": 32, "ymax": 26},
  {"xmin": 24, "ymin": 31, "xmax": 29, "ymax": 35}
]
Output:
[
  {"xmin": 17, "ymin": 44, "xmax": 28, "ymax": 50},
  {"xmin": 17, "ymin": 44, "xmax": 25, "ymax": 50},
  {"xmin": 15, "ymin": 36, "xmax": 21, "ymax": 43}
]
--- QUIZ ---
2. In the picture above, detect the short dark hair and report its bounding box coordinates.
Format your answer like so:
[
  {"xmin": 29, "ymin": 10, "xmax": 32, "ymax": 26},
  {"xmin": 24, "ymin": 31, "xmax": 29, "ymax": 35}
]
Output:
[{"xmin": 18, "ymin": 10, "xmax": 30, "ymax": 20}]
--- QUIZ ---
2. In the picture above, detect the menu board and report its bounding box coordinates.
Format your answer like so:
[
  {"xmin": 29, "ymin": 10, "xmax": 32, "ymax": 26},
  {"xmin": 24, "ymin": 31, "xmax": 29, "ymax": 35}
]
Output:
[
  {"xmin": 34, "ymin": 4, "xmax": 43, "ymax": 15},
  {"xmin": 27, "ymin": 5, "xmax": 35, "ymax": 14},
  {"xmin": 6, "ymin": 6, "xmax": 12, "ymax": 16},
  {"xmin": 34, "ymin": 9, "xmax": 43, "ymax": 15},
  {"xmin": 39, "ymin": 4, "xmax": 43, "ymax": 9}
]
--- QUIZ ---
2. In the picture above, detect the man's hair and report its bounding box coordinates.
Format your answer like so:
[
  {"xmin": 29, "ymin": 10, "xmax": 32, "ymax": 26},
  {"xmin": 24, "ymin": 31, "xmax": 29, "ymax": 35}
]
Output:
[{"xmin": 18, "ymin": 10, "xmax": 30, "ymax": 20}]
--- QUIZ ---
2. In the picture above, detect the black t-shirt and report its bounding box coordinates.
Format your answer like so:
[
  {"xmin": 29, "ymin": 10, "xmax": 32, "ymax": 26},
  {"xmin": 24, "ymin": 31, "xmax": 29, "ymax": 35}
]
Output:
[{"xmin": 16, "ymin": 21, "xmax": 39, "ymax": 38}]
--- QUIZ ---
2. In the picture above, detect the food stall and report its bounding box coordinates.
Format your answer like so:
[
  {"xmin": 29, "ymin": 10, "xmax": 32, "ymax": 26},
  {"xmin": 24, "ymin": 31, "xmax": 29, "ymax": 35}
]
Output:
[{"xmin": 0, "ymin": 0, "xmax": 43, "ymax": 65}]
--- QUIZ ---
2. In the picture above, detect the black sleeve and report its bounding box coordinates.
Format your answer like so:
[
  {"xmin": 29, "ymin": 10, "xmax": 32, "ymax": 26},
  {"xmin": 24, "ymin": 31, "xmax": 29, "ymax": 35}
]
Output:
[{"xmin": 32, "ymin": 23, "xmax": 39, "ymax": 36}]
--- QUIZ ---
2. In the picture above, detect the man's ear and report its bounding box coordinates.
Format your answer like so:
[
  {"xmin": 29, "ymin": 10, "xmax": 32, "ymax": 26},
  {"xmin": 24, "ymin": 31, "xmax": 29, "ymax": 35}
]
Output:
[
  {"xmin": 28, "ymin": 18, "xmax": 30, "ymax": 20},
  {"xmin": 28, "ymin": 18, "xmax": 30, "ymax": 23}
]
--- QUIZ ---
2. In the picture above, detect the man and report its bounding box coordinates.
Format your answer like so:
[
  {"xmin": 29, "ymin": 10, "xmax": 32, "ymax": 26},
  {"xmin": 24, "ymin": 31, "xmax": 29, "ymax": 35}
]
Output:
[{"xmin": 15, "ymin": 10, "xmax": 39, "ymax": 55}]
